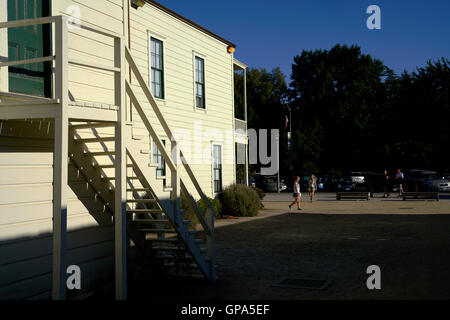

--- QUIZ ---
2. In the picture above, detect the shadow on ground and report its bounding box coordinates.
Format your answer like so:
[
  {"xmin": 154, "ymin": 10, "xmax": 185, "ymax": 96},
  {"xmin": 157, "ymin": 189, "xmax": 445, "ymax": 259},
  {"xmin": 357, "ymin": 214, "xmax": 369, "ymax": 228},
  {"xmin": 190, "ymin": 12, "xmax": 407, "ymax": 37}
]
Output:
[{"xmin": 125, "ymin": 211, "xmax": 450, "ymax": 300}]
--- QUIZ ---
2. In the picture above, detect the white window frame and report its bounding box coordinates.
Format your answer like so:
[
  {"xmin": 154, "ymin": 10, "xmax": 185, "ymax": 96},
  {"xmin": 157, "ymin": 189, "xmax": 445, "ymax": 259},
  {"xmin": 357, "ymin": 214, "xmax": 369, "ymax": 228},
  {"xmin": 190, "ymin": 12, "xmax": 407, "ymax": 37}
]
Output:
[
  {"xmin": 192, "ymin": 50, "xmax": 207, "ymax": 112},
  {"xmin": 147, "ymin": 30, "xmax": 167, "ymax": 103},
  {"xmin": 211, "ymin": 142, "xmax": 223, "ymax": 194}
]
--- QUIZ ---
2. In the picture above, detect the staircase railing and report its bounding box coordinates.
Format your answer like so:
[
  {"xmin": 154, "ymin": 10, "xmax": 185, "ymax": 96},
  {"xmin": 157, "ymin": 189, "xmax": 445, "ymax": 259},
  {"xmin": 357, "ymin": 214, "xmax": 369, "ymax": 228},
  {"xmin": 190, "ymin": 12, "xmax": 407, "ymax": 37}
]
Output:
[{"xmin": 125, "ymin": 47, "xmax": 216, "ymax": 279}]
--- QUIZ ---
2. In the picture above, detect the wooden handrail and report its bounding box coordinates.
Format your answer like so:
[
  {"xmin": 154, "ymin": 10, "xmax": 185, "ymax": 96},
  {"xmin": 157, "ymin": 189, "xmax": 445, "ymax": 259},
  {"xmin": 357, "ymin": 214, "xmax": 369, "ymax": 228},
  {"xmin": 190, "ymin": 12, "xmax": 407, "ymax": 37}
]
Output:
[
  {"xmin": 125, "ymin": 80, "xmax": 176, "ymax": 172},
  {"xmin": 0, "ymin": 16, "xmax": 59, "ymax": 29},
  {"xmin": 180, "ymin": 180, "xmax": 212, "ymax": 235},
  {"xmin": 0, "ymin": 55, "xmax": 55, "ymax": 68}
]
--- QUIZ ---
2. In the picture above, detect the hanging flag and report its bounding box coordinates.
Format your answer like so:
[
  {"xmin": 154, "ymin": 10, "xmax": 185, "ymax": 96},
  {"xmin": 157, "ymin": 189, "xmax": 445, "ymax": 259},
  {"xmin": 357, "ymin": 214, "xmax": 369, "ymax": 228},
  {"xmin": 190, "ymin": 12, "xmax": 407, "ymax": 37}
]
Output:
[{"xmin": 284, "ymin": 115, "xmax": 289, "ymax": 130}]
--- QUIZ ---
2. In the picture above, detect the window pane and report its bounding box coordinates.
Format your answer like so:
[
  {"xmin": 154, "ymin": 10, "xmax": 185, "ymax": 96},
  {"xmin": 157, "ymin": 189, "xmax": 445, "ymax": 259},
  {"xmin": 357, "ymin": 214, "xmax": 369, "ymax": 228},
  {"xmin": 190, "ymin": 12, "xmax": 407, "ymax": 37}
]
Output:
[
  {"xmin": 194, "ymin": 56, "xmax": 205, "ymax": 108},
  {"xmin": 153, "ymin": 140, "xmax": 166, "ymax": 177},
  {"xmin": 150, "ymin": 38, "xmax": 164, "ymax": 99},
  {"xmin": 151, "ymin": 53, "xmax": 156, "ymax": 68},
  {"xmin": 213, "ymin": 145, "xmax": 222, "ymax": 192}
]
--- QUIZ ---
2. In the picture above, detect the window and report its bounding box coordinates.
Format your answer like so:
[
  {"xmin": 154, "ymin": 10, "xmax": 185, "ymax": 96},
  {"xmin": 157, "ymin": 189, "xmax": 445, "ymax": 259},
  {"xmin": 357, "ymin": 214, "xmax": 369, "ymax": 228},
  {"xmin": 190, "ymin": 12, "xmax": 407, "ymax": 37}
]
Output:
[
  {"xmin": 213, "ymin": 145, "xmax": 222, "ymax": 193},
  {"xmin": 153, "ymin": 140, "xmax": 166, "ymax": 178},
  {"xmin": 150, "ymin": 37, "xmax": 164, "ymax": 99},
  {"xmin": 195, "ymin": 56, "xmax": 205, "ymax": 109}
]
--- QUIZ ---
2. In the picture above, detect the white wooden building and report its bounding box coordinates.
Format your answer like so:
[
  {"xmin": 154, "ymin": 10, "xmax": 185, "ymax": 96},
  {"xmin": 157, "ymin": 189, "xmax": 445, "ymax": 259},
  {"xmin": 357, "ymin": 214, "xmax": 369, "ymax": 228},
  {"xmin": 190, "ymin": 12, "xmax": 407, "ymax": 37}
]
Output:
[{"xmin": 0, "ymin": 0, "xmax": 248, "ymax": 300}]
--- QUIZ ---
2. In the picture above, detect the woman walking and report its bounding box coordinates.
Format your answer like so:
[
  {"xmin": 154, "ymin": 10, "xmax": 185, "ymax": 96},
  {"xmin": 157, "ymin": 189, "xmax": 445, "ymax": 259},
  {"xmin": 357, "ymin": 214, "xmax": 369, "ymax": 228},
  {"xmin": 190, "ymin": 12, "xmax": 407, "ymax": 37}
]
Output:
[
  {"xmin": 308, "ymin": 174, "xmax": 317, "ymax": 202},
  {"xmin": 289, "ymin": 176, "xmax": 302, "ymax": 211}
]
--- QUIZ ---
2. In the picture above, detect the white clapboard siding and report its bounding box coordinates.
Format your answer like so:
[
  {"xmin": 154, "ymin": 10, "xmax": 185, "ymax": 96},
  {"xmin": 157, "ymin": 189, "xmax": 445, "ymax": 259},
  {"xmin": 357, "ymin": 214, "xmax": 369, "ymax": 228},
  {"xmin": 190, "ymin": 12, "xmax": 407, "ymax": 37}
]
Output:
[
  {"xmin": 0, "ymin": 135, "xmax": 114, "ymax": 300},
  {"xmin": 52, "ymin": 0, "xmax": 124, "ymax": 105},
  {"xmin": 128, "ymin": 3, "xmax": 236, "ymax": 197}
]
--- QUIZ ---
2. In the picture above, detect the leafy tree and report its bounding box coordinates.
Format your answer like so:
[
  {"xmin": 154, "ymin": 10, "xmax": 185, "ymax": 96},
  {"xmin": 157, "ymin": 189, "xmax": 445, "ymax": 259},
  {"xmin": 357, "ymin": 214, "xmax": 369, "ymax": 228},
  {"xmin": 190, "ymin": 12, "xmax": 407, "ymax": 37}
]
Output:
[
  {"xmin": 238, "ymin": 44, "xmax": 450, "ymax": 179},
  {"xmin": 289, "ymin": 44, "xmax": 389, "ymax": 173}
]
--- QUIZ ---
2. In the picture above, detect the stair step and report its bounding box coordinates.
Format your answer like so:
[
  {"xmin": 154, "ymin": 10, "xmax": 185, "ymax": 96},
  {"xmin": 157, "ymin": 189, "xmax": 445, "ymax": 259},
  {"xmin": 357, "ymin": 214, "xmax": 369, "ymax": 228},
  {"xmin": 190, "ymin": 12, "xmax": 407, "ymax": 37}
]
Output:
[
  {"xmin": 95, "ymin": 164, "xmax": 133, "ymax": 169},
  {"xmin": 157, "ymin": 255, "xmax": 194, "ymax": 260},
  {"xmin": 140, "ymin": 229, "xmax": 177, "ymax": 233},
  {"xmin": 127, "ymin": 209, "xmax": 161, "ymax": 214},
  {"xmin": 151, "ymin": 246, "xmax": 185, "ymax": 251},
  {"xmin": 133, "ymin": 219, "xmax": 170, "ymax": 224},
  {"xmin": 75, "ymin": 137, "xmax": 115, "ymax": 143},
  {"xmin": 163, "ymin": 187, "xmax": 173, "ymax": 192},
  {"xmin": 85, "ymin": 151, "xmax": 115, "ymax": 156},
  {"xmin": 127, "ymin": 188, "xmax": 151, "ymax": 192},
  {"xmin": 163, "ymin": 262, "xmax": 199, "ymax": 269},
  {"xmin": 71, "ymin": 122, "xmax": 115, "ymax": 130},
  {"xmin": 103, "ymin": 176, "xmax": 139, "ymax": 181},
  {"xmin": 147, "ymin": 238, "xmax": 178, "ymax": 243},
  {"xmin": 156, "ymin": 176, "xmax": 166, "ymax": 180},
  {"xmin": 146, "ymin": 238, "xmax": 202, "ymax": 245},
  {"xmin": 134, "ymin": 219, "xmax": 189, "ymax": 225},
  {"xmin": 127, "ymin": 199, "xmax": 157, "ymax": 203}
]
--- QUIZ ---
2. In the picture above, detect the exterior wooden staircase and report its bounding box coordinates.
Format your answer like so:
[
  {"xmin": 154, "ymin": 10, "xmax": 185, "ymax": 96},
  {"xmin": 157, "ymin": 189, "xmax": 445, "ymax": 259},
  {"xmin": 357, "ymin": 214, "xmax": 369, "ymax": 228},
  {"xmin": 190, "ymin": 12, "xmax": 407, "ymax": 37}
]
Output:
[
  {"xmin": 0, "ymin": 15, "xmax": 218, "ymax": 299},
  {"xmin": 68, "ymin": 121, "xmax": 215, "ymax": 280}
]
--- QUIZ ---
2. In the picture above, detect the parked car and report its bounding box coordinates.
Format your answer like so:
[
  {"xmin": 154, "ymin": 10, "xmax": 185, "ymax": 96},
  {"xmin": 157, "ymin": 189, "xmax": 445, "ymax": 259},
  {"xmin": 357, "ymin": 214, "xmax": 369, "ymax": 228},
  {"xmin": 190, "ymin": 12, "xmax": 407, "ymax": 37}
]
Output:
[
  {"xmin": 317, "ymin": 176, "xmax": 325, "ymax": 191},
  {"xmin": 350, "ymin": 172, "xmax": 368, "ymax": 191},
  {"xmin": 405, "ymin": 170, "xmax": 450, "ymax": 192},
  {"xmin": 253, "ymin": 174, "xmax": 287, "ymax": 192},
  {"xmin": 316, "ymin": 175, "xmax": 339, "ymax": 192},
  {"xmin": 248, "ymin": 176, "xmax": 256, "ymax": 188},
  {"xmin": 337, "ymin": 176, "xmax": 356, "ymax": 191}
]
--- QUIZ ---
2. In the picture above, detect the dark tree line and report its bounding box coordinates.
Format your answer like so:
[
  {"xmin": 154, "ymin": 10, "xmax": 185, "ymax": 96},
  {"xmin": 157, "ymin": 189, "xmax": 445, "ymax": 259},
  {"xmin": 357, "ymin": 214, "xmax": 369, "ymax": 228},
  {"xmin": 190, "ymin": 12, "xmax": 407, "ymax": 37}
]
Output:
[{"xmin": 235, "ymin": 44, "xmax": 450, "ymax": 177}]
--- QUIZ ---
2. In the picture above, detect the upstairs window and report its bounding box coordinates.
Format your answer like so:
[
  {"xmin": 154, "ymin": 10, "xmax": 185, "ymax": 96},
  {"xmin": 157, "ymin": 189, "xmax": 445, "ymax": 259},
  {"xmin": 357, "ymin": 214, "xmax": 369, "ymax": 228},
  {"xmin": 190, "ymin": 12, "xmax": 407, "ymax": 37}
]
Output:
[
  {"xmin": 150, "ymin": 37, "xmax": 164, "ymax": 99},
  {"xmin": 195, "ymin": 56, "xmax": 205, "ymax": 109}
]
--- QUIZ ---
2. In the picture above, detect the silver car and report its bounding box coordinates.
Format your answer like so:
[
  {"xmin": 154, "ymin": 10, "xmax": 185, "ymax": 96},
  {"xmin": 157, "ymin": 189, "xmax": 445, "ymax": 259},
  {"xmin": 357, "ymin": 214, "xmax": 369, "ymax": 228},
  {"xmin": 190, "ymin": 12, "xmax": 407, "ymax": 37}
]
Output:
[{"xmin": 407, "ymin": 170, "xmax": 450, "ymax": 192}]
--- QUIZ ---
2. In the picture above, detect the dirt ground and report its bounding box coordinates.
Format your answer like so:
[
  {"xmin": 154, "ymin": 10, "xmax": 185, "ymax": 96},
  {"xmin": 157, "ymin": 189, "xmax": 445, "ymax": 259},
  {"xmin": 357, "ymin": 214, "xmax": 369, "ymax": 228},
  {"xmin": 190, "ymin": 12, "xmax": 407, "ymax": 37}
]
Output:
[{"xmin": 128, "ymin": 193, "xmax": 450, "ymax": 300}]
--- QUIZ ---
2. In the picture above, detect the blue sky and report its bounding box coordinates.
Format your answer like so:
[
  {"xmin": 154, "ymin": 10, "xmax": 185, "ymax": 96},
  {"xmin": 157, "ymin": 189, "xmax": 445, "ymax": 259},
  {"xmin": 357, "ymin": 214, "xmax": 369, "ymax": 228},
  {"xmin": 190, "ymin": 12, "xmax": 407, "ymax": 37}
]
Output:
[{"xmin": 157, "ymin": 0, "xmax": 450, "ymax": 81}]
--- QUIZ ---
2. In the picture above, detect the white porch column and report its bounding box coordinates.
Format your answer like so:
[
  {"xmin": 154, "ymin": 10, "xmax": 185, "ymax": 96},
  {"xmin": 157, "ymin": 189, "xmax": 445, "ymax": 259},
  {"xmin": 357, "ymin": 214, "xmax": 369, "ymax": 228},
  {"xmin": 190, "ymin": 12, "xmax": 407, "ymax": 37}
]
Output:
[
  {"xmin": 52, "ymin": 16, "xmax": 69, "ymax": 300},
  {"xmin": 244, "ymin": 67, "xmax": 248, "ymax": 186},
  {"xmin": 114, "ymin": 36, "xmax": 127, "ymax": 300},
  {"xmin": 0, "ymin": 0, "xmax": 8, "ymax": 92}
]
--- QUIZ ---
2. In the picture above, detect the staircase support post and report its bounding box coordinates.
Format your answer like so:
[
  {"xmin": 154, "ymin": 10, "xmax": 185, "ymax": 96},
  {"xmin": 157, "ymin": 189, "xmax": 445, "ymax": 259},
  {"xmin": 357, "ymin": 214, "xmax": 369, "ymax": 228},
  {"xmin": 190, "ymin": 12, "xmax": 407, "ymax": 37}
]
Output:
[
  {"xmin": 114, "ymin": 36, "xmax": 127, "ymax": 300},
  {"xmin": 52, "ymin": 16, "xmax": 68, "ymax": 300},
  {"xmin": 206, "ymin": 207, "xmax": 215, "ymax": 281},
  {"xmin": 0, "ymin": 0, "xmax": 7, "ymax": 92},
  {"xmin": 171, "ymin": 141, "xmax": 181, "ymax": 225}
]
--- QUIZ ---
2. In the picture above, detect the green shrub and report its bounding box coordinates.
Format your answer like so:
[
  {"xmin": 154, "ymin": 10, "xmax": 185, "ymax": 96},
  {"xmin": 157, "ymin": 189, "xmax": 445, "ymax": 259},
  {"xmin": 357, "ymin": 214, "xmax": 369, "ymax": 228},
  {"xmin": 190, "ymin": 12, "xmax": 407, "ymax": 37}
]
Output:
[
  {"xmin": 181, "ymin": 193, "xmax": 221, "ymax": 230},
  {"xmin": 253, "ymin": 187, "xmax": 266, "ymax": 208},
  {"xmin": 219, "ymin": 184, "xmax": 261, "ymax": 217},
  {"xmin": 198, "ymin": 197, "xmax": 222, "ymax": 218},
  {"xmin": 180, "ymin": 193, "xmax": 199, "ymax": 230}
]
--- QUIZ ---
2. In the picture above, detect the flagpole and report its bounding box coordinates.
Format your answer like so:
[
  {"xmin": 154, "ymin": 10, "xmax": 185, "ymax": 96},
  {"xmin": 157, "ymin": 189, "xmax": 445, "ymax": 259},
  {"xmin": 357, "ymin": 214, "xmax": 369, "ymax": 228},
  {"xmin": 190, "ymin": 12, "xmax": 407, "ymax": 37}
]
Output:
[{"xmin": 287, "ymin": 104, "xmax": 293, "ymax": 173}]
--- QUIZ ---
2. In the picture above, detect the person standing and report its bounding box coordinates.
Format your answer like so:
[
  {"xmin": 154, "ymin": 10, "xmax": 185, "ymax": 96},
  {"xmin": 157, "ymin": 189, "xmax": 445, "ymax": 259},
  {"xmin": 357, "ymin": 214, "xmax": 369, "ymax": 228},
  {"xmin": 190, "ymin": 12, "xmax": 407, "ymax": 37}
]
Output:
[
  {"xmin": 383, "ymin": 170, "xmax": 390, "ymax": 198},
  {"xmin": 395, "ymin": 169, "xmax": 404, "ymax": 197},
  {"xmin": 308, "ymin": 174, "xmax": 317, "ymax": 202},
  {"xmin": 289, "ymin": 176, "xmax": 302, "ymax": 211}
]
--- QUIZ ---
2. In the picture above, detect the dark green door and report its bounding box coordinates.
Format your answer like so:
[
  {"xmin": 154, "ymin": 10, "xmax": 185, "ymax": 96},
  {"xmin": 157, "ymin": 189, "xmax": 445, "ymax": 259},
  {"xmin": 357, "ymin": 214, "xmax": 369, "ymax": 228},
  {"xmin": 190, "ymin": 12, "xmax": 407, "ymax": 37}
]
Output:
[{"xmin": 7, "ymin": 0, "xmax": 51, "ymax": 97}]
